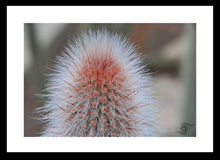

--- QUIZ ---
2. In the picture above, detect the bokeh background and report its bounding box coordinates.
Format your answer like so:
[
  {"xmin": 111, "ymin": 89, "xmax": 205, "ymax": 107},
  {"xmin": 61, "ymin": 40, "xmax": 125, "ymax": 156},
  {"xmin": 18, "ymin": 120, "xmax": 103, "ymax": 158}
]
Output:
[{"xmin": 24, "ymin": 23, "xmax": 196, "ymax": 137}]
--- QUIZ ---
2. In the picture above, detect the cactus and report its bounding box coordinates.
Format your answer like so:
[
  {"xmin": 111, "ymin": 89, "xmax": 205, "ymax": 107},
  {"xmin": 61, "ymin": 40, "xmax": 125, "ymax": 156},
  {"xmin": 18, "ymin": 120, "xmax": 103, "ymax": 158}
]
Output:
[{"xmin": 36, "ymin": 29, "xmax": 158, "ymax": 137}]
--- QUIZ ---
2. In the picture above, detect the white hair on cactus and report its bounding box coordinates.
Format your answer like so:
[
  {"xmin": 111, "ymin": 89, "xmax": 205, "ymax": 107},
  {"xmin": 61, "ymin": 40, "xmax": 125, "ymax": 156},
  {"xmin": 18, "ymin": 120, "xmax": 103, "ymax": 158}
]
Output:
[{"xmin": 36, "ymin": 28, "xmax": 159, "ymax": 137}]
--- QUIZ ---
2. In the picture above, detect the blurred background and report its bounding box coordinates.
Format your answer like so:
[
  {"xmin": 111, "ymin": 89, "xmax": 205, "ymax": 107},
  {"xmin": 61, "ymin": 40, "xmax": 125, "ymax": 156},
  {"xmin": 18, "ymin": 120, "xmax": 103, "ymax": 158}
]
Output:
[{"xmin": 24, "ymin": 23, "xmax": 196, "ymax": 137}]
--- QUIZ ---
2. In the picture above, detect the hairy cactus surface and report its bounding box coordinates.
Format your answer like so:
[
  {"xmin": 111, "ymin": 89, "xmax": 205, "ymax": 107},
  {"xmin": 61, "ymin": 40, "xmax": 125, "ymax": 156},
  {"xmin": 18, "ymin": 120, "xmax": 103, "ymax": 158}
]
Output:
[{"xmin": 36, "ymin": 29, "xmax": 158, "ymax": 137}]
